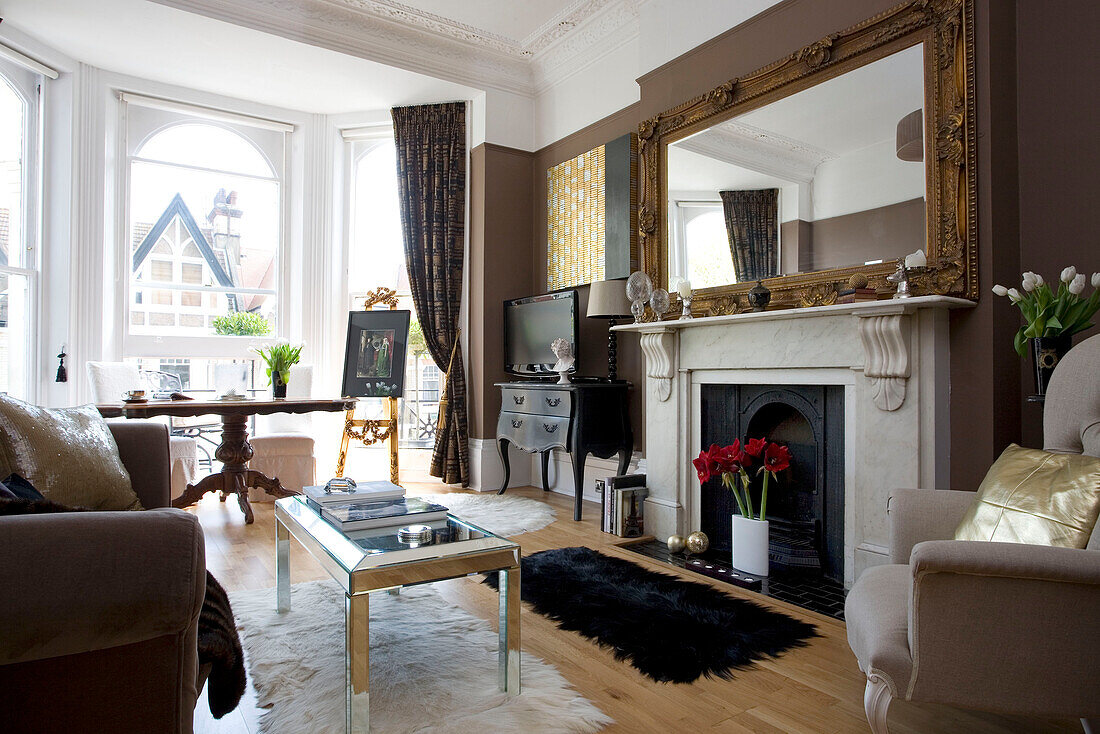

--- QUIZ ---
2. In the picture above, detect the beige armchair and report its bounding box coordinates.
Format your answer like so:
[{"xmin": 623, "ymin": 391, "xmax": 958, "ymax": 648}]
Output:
[
  {"xmin": 0, "ymin": 422, "xmax": 208, "ymax": 734},
  {"xmin": 845, "ymin": 334, "xmax": 1100, "ymax": 733}
]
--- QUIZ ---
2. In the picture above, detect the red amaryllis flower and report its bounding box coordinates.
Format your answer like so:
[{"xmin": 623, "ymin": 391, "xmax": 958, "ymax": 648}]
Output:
[
  {"xmin": 763, "ymin": 443, "xmax": 792, "ymax": 473},
  {"xmin": 743, "ymin": 437, "xmax": 767, "ymax": 459},
  {"xmin": 693, "ymin": 444, "xmax": 723, "ymax": 483},
  {"xmin": 713, "ymin": 440, "xmax": 746, "ymax": 474}
]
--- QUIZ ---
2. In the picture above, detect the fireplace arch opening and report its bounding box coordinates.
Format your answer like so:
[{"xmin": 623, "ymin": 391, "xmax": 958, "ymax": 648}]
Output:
[{"xmin": 700, "ymin": 384, "xmax": 844, "ymax": 582}]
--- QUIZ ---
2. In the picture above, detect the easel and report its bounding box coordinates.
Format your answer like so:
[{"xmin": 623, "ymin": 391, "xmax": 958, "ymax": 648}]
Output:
[{"xmin": 335, "ymin": 287, "xmax": 400, "ymax": 483}]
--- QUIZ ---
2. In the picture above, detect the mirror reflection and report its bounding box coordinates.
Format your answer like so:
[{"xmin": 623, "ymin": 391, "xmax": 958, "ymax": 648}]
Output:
[{"xmin": 667, "ymin": 44, "xmax": 926, "ymax": 290}]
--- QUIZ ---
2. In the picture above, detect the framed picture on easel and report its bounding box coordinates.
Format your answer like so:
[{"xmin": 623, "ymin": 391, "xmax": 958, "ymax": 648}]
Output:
[{"xmin": 341, "ymin": 310, "xmax": 411, "ymax": 398}]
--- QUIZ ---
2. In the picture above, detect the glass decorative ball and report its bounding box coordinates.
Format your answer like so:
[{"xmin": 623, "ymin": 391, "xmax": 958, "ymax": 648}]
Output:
[
  {"xmin": 666, "ymin": 534, "xmax": 686, "ymax": 554},
  {"xmin": 649, "ymin": 288, "xmax": 670, "ymax": 315},
  {"xmin": 626, "ymin": 271, "xmax": 654, "ymax": 302},
  {"xmin": 685, "ymin": 531, "xmax": 709, "ymax": 555}
]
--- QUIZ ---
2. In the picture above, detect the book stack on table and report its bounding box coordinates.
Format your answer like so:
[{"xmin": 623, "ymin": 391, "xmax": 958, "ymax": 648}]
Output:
[{"xmin": 303, "ymin": 481, "xmax": 449, "ymax": 531}]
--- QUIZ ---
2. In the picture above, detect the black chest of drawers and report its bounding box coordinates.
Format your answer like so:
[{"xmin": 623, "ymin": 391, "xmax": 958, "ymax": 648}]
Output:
[{"xmin": 496, "ymin": 380, "xmax": 632, "ymax": 521}]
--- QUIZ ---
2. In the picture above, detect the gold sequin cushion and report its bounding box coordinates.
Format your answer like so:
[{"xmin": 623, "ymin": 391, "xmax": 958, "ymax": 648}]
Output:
[
  {"xmin": 955, "ymin": 444, "xmax": 1100, "ymax": 548},
  {"xmin": 0, "ymin": 394, "xmax": 142, "ymax": 511}
]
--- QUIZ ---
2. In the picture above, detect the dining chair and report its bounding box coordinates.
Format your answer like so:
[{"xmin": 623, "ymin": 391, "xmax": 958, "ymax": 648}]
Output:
[{"xmin": 85, "ymin": 361, "xmax": 199, "ymax": 501}]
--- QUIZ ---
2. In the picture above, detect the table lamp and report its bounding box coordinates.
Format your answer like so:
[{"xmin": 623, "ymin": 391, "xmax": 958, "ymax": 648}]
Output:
[{"xmin": 586, "ymin": 278, "xmax": 632, "ymax": 380}]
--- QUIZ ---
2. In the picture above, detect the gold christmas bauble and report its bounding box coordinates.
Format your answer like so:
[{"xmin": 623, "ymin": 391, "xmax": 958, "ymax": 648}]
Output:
[
  {"xmin": 666, "ymin": 534, "xmax": 686, "ymax": 554},
  {"xmin": 685, "ymin": 531, "xmax": 709, "ymax": 554}
]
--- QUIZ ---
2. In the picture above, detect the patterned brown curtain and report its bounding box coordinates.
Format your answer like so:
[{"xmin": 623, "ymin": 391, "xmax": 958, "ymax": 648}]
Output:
[
  {"xmin": 392, "ymin": 102, "xmax": 468, "ymax": 485},
  {"xmin": 719, "ymin": 189, "xmax": 779, "ymax": 282}
]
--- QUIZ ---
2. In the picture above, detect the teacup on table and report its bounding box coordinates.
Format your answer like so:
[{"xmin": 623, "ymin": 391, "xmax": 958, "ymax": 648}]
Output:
[{"xmin": 123, "ymin": 389, "xmax": 146, "ymax": 401}]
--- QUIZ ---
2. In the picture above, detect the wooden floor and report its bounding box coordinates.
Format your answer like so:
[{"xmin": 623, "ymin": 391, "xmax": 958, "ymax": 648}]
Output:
[{"xmin": 192, "ymin": 482, "xmax": 1079, "ymax": 734}]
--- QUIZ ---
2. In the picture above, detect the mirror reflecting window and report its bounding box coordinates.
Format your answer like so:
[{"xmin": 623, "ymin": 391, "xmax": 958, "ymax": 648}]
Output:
[{"xmin": 667, "ymin": 43, "xmax": 926, "ymax": 289}]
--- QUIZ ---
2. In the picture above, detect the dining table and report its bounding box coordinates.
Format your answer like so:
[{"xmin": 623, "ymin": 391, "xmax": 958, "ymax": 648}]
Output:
[{"xmin": 97, "ymin": 397, "xmax": 357, "ymax": 523}]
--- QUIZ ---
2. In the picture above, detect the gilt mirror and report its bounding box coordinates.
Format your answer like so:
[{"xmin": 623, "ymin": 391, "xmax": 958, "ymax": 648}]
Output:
[{"xmin": 639, "ymin": 0, "xmax": 977, "ymax": 314}]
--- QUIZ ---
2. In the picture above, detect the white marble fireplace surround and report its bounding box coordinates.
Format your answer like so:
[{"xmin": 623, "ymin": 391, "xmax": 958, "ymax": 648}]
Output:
[{"xmin": 612, "ymin": 295, "xmax": 973, "ymax": 587}]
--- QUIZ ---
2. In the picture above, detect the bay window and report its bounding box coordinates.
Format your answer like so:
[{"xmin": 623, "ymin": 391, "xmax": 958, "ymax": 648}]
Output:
[
  {"xmin": 0, "ymin": 59, "xmax": 40, "ymax": 400},
  {"xmin": 120, "ymin": 95, "xmax": 292, "ymax": 392}
]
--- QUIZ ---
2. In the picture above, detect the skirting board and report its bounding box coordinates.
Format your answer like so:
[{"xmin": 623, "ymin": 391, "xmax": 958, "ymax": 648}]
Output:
[
  {"xmin": 468, "ymin": 439, "xmax": 644, "ymax": 501},
  {"xmin": 468, "ymin": 438, "xmax": 531, "ymax": 493}
]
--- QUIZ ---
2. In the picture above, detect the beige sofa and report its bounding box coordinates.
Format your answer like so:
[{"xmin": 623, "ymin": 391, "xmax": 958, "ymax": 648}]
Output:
[
  {"xmin": 845, "ymin": 334, "xmax": 1100, "ymax": 733},
  {"xmin": 0, "ymin": 421, "xmax": 207, "ymax": 734}
]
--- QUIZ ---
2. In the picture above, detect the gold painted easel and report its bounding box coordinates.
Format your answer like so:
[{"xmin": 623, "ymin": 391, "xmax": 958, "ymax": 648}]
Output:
[{"xmin": 335, "ymin": 287, "xmax": 400, "ymax": 483}]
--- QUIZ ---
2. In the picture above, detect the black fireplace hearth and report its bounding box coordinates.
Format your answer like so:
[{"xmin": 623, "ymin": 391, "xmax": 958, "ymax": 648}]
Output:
[{"xmin": 700, "ymin": 384, "xmax": 844, "ymax": 583}]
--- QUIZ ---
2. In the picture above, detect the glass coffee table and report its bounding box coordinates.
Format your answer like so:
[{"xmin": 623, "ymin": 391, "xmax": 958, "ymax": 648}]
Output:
[{"xmin": 274, "ymin": 495, "xmax": 521, "ymax": 733}]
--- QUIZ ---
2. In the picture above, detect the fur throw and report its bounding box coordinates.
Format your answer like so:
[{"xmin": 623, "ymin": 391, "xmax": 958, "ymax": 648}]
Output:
[{"xmin": 0, "ymin": 497, "xmax": 246, "ymax": 717}]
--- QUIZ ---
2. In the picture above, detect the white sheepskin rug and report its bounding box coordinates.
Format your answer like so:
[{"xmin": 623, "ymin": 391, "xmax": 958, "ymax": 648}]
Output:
[
  {"xmin": 420, "ymin": 492, "xmax": 557, "ymax": 537},
  {"xmin": 232, "ymin": 580, "xmax": 612, "ymax": 734}
]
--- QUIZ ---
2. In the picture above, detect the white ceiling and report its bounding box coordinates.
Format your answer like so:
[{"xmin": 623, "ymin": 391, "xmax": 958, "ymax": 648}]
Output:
[
  {"xmin": 734, "ymin": 44, "xmax": 925, "ymax": 155},
  {"xmin": 668, "ymin": 146, "xmax": 796, "ymax": 194},
  {"xmin": 0, "ymin": 0, "xmax": 480, "ymax": 114}
]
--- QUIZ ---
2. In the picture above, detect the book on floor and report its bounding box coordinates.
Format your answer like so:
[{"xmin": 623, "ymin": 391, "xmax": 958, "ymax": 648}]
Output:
[
  {"xmin": 614, "ymin": 487, "xmax": 647, "ymax": 537},
  {"xmin": 602, "ymin": 474, "xmax": 645, "ymax": 534},
  {"xmin": 304, "ymin": 480, "xmax": 406, "ymax": 507},
  {"xmin": 316, "ymin": 496, "xmax": 449, "ymax": 531}
]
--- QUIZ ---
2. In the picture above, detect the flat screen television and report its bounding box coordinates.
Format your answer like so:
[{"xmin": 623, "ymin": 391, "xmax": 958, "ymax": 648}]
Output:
[{"xmin": 503, "ymin": 290, "xmax": 578, "ymax": 376}]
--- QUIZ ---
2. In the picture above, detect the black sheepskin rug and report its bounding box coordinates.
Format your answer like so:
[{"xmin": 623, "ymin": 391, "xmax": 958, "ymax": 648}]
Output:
[{"xmin": 485, "ymin": 546, "xmax": 817, "ymax": 683}]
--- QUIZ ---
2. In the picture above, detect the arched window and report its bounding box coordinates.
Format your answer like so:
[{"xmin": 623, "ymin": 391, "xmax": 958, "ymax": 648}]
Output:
[
  {"xmin": 349, "ymin": 141, "xmax": 403, "ymax": 297},
  {"xmin": 0, "ymin": 60, "xmax": 40, "ymax": 401},
  {"xmin": 126, "ymin": 106, "xmax": 284, "ymax": 344},
  {"xmin": 672, "ymin": 202, "xmax": 739, "ymax": 289},
  {"xmin": 344, "ymin": 129, "xmax": 432, "ymax": 454}
]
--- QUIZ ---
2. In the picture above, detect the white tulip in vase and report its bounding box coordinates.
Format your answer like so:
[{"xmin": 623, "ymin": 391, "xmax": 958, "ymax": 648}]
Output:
[{"xmin": 694, "ymin": 438, "xmax": 792, "ymax": 576}]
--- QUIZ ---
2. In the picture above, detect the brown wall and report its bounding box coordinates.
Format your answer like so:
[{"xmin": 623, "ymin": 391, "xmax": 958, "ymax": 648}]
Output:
[
  {"xmin": 531, "ymin": 103, "xmax": 646, "ymax": 449},
  {"xmin": 804, "ymin": 198, "xmax": 926, "ymax": 272},
  {"xmin": 1014, "ymin": 0, "xmax": 1100, "ymax": 449},
  {"xmin": 471, "ymin": 0, "xmax": 1096, "ymax": 484},
  {"xmin": 468, "ymin": 143, "xmax": 534, "ymax": 439}
]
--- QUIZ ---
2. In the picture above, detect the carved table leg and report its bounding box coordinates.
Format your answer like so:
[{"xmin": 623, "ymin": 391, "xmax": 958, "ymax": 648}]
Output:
[
  {"xmin": 173, "ymin": 472, "xmax": 227, "ymax": 511},
  {"xmin": 496, "ymin": 438, "xmax": 511, "ymax": 495},
  {"xmin": 541, "ymin": 450, "xmax": 551, "ymax": 492},
  {"xmin": 616, "ymin": 447, "xmax": 630, "ymax": 477},
  {"xmin": 570, "ymin": 451, "xmax": 587, "ymax": 522},
  {"xmin": 172, "ymin": 413, "xmax": 290, "ymax": 524}
]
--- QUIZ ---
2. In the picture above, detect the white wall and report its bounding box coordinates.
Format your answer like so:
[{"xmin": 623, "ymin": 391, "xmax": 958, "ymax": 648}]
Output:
[
  {"xmin": 811, "ymin": 139, "xmax": 926, "ymax": 221},
  {"xmin": 531, "ymin": 35, "xmax": 640, "ymax": 150},
  {"xmin": 528, "ymin": 0, "xmax": 784, "ymax": 150}
]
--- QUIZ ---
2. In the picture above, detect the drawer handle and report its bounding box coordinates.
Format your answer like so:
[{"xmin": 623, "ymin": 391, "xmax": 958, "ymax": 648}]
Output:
[
  {"xmin": 512, "ymin": 395, "xmax": 525, "ymax": 405},
  {"xmin": 545, "ymin": 397, "xmax": 562, "ymax": 407},
  {"xmin": 543, "ymin": 423, "xmax": 558, "ymax": 433},
  {"xmin": 510, "ymin": 419, "xmax": 524, "ymax": 428}
]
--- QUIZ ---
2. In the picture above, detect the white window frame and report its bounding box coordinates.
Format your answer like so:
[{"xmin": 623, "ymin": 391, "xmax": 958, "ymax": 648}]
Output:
[
  {"xmin": 669, "ymin": 193, "xmax": 783, "ymax": 287},
  {"xmin": 0, "ymin": 58, "xmax": 41, "ymax": 401},
  {"xmin": 342, "ymin": 123, "xmax": 396, "ymax": 312},
  {"xmin": 118, "ymin": 94, "xmax": 292, "ymax": 360}
]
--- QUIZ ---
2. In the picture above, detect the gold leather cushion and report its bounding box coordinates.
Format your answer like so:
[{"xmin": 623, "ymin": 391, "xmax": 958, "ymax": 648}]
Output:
[
  {"xmin": 955, "ymin": 444, "xmax": 1100, "ymax": 548},
  {"xmin": 0, "ymin": 394, "xmax": 142, "ymax": 511}
]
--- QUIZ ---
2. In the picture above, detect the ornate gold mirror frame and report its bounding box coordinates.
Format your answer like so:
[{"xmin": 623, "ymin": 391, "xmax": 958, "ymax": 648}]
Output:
[{"xmin": 638, "ymin": 0, "xmax": 977, "ymax": 313}]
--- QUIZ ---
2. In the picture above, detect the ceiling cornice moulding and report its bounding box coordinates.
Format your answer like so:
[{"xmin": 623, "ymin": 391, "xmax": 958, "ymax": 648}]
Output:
[
  {"xmin": 154, "ymin": 0, "xmax": 535, "ymax": 95},
  {"xmin": 153, "ymin": 0, "xmax": 641, "ymax": 98}
]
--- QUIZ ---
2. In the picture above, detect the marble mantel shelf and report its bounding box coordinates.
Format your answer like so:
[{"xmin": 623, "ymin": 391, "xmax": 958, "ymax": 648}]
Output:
[
  {"xmin": 610, "ymin": 295, "xmax": 974, "ymax": 334},
  {"xmin": 613, "ymin": 295, "xmax": 974, "ymax": 410}
]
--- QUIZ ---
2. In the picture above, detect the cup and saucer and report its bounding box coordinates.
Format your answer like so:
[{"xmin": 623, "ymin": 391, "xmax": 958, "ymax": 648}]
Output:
[{"xmin": 122, "ymin": 389, "xmax": 149, "ymax": 404}]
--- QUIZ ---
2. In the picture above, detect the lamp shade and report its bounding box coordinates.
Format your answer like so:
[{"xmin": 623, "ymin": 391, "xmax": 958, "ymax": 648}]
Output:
[
  {"xmin": 587, "ymin": 279, "xmax": 631, "ymax": 318},
  {"xmin": 895, "ymin": 109, "xmax": 923, "ymax": 162}
]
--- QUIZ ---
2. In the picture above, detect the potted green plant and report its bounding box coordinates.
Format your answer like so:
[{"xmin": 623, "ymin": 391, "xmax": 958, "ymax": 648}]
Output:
[
  {"xmin": 993, "ymin": 268, "xmax": 1099, "ymax": 396},
  {"xmin": 252, "ymin": 340, "xmax": 303, "ymax": 398},
  {"xmin": 693, "ymin": 437, "xmax": 791, "ymax": 576}
]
